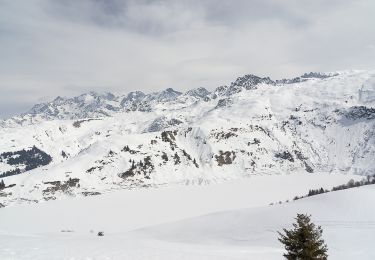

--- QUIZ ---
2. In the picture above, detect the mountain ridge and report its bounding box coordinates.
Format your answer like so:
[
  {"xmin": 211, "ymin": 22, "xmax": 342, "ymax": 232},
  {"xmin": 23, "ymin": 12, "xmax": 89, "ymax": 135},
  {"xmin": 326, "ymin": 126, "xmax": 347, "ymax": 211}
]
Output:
[
  {"xmin": 1, "ymin": 71, "xmax": 339, "ymax": 126},
  {"xmin": 0, "ymin": 69, "xmax": 374, "ymax": 207}
]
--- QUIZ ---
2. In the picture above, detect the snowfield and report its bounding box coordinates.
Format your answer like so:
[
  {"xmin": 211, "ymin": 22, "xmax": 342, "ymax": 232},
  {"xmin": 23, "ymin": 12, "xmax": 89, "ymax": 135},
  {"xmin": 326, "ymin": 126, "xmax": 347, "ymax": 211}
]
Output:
[{"xmin": 0, "ymin": 174, "xmax": 373, "ymax": 259}]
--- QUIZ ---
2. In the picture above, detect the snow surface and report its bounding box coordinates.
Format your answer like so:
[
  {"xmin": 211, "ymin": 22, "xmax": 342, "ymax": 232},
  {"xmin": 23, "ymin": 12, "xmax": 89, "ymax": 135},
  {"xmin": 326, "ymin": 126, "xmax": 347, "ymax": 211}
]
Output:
[{"xmin": 0, "ymin": 174, "xmax": 372, "ymax": 259}]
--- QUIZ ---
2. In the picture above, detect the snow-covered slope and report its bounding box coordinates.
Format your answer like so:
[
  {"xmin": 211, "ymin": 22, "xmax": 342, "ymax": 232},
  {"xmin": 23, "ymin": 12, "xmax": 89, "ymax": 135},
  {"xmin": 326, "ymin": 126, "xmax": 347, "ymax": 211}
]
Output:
[
  {"xmin": 1, "ymin": 70, "xmax": 375, "ymax": 207},
  {"xmin": 0, "ymin": 174, "xmax": 372, "ymax": 259},
  {"xmin": 132, "ymin": 185, "xmax": 375, "ymax": 260}
]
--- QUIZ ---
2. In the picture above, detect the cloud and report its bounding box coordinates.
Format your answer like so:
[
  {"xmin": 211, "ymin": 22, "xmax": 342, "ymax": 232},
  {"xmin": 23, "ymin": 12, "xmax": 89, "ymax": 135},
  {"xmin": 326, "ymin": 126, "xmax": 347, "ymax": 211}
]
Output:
[{"xmin": 0, "ymin": 0, "xmax": 375, "ymax": 118}]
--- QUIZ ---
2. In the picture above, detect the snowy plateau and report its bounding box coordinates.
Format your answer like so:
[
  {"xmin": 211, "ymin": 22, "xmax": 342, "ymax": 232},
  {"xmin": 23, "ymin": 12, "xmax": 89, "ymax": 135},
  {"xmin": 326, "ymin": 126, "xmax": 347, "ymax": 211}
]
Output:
[{"xmin": 1, "ymin": 70, "xmax": 375, "ymax": 259}]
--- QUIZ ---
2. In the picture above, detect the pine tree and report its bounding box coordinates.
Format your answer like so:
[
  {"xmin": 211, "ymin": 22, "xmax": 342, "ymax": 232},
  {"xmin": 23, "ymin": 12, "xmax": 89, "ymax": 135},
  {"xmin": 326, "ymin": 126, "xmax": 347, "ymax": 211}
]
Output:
[
  {"xmin": 278, "ymin": 214, "xmax": 328, "ymax": 260},
  {"xmin": 0, "ymin": 179, "xmax": 5, "ymax": 189}
]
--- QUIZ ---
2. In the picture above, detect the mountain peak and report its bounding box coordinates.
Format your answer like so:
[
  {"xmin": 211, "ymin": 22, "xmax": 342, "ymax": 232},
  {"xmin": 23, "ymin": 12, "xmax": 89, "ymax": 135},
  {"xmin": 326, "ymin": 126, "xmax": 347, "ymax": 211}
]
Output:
[
  {"xmin": 231, "ymin": 74, "xmax": 275, "ymax": 89},
  {"xmin": 185, "ymin": 87, "xmax": 210, "ymax": 98}
]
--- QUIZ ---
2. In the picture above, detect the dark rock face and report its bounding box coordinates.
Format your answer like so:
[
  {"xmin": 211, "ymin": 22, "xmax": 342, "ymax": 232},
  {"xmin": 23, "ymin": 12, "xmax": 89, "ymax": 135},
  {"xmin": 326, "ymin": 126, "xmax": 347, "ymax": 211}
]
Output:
[
  {"xmin": 42, "ymin": 178, "xmax": 80, "ymax": 195},
  {"xmin": 215, "ymin": 151, "xmax": 236, "ymax": 166},
  {"xmin": 28, "ymin": 92, "xmax": 120, "ymax": 120},
  {"xmin": 146, "ymin": 88, "xmax": 182, "ymax": 103},
  {"xmin": 0, "ymin": 146, "xmax": 52, "ymax": 178},
  {"xmin": 213, "ymin": 86, "xmax": 229, "ymax": 97},
  {"xmin": 276, "ymin": 77, "xmax": 307, "ymax": 85},
  {"xmin": 211, "ymin": 130, "xmax": 238, "ymax": 141},
  {"xmin": 120, "ymin": 91, "xmax": 146, "ymax": 106},
  {"xmin": 82, "ymin": 191, "xmax": 101, "ymax": 196},
  {"xmin": 120, "ymin": 91, "xmax": 147, "ymax": 112},
  {"xmin": 173, "ymin": 153, "xmax": 181, "ymax": 165},
  {"xmin": 230, "ymin": 74, "xmax": 275, "ymax": 90},
  {"xmin": 161, "ymin": 130, "xmax": 178, "ymax": 150},
  {"xmin": 344, "ymin": 106, "xmax": 375, "ymax": 120},
  {"xmin": 276, "ymin": 72, "xmax": 338, "ymax": 85},
  {"xmin": 301, "ymin": 72, "xmax": 338, "ymax": 79},
  {"xmin": 185, "ymin": 87, "xmax": 211, "ymax": 98},
  {"xmin": 215, "ymin": 98, "xmax": 233, "ymax": 109},
  {"xmin": 73, "ymin": 118, "xmax": 101, "ymax": 128},
  {"xmin": 213, "ymin": 74, "xmax": 276, "ymax": 97},
  {"xmin": 144, "ymin": 117, "xmax": 183, "ymax": 133},
  {"xmin": 275, "ymin": 151, "xmax": 294, "ymax": 162}
]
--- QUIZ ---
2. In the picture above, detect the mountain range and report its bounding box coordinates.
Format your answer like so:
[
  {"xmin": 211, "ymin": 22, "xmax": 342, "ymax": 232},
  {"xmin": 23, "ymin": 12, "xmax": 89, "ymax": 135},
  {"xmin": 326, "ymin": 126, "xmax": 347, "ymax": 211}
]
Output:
[{"xmin": 1, "ymin": 69, "xmax": 375, "ymax": 207}]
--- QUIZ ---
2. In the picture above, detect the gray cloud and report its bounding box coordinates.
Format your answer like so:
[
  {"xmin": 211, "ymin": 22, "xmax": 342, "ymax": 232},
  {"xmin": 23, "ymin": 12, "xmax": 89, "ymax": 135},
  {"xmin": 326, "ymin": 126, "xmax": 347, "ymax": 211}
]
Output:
[
  {"xmin": 0, "ymin": 0, "xmax": 375, "ymax": 118},
  {"xmin": 45, "ymin": 0, "xmax": 310, "ymax": 32}
]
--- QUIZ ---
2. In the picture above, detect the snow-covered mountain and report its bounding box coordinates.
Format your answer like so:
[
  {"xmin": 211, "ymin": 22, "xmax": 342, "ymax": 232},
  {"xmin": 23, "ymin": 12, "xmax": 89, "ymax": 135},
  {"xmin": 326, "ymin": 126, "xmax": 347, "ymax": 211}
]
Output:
[{"xmin": 1, "ymin": 70, "xmax": 375, "ymax": 207}]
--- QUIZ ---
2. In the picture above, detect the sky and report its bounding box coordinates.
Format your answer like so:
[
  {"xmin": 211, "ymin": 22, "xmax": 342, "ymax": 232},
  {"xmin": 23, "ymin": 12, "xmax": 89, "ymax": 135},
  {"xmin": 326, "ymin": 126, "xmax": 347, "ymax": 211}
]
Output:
[{"xmin": 0, "ymin": 0, "xmax": 375, "ymax": 118}]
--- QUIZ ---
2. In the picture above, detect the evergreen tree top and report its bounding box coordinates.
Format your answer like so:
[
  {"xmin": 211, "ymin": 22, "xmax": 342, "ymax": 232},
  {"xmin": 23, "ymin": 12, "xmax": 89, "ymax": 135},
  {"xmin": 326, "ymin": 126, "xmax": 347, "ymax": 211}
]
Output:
[{"xmin": 278, "ymin": 213, "xmax": 328, "ymax": 260}]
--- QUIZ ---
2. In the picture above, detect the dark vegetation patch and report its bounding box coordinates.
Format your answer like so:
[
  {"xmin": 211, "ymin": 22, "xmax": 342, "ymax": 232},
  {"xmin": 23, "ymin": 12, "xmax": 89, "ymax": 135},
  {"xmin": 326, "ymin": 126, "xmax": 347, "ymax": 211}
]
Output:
[
  {"xmin": 0, "ymin": 180, "xmax": 16, "ymax": 191},
  {"xmin": 161, "ymin": 130, "xmax": 178, "ymax": 150},
  {"xmin": 61, "ymin": 150, "xmax": 68, "ymax": 158},
  {"xmin": 122, "ymin": 145, "xmax": 139, "ymax": 154},
  {"xmin": 119, "ymin": 156, "xmax": 155, "ymax": 179},
  {"xmin": 86, "ymin": 150, "xmax": 121, "ymax": 174},
  {"xmin": 293, "ymin": 176, "xmax": 375, "ymax": 201},
  {"xmin": 0, "ymin": 146, "xmax": 52, "ymax": 178},
  {"xmin": 270, "ymin": 176, "xmax": 375, "ymax": 206}
]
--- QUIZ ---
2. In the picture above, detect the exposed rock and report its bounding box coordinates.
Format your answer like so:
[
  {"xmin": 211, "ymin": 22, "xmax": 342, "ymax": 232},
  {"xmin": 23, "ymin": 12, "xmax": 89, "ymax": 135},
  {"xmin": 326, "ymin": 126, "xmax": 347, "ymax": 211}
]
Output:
[
  {"xmin": 211, "ymin": 130, "xmax": 238, "ymax": 141},
  {"xmin": 144, "ymin": 117, "xmax": 183, "ymax": 133},
  {"xmin": 73, "ymin": 119, "xmax": 101, "ymax": 128},
  {"xmin": 173, "ymin": 153, "xmax": 181, "ymax": 165},
  {"xmin": 43, "ymin": 178, "xmax": 80, "ymax": 195},
  {"xmin": 82, "ymin": 191, "xmax": 101, "ymax": 196},
  {"xmin": 344, "ymin": 106, "xmax": 375, "ymax": 120},
  {"xmin": 215, "ymin": 98, "xmax": 233, "ymax": 109},
  {"xmin": 185, "ymin": 87, "xmax": 211, "ymax": 98},
  {"xmin": 230, "ymin": 74, "xmax": 275, "ymax": 91},
  {"xmin": 275, "ymin": 151, "xmax": 294, "ymax": 162},
  {"xmin": 215, "ymin": 151, "xmax": 236, "ymax": 166}
]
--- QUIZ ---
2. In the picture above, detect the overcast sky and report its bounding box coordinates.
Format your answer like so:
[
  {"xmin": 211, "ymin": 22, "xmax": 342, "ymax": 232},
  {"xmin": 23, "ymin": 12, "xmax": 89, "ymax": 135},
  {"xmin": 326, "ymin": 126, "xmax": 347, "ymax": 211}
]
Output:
[{"xmin": 1, "ymin": 0, "xmax": 375, "ymax": 118}]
